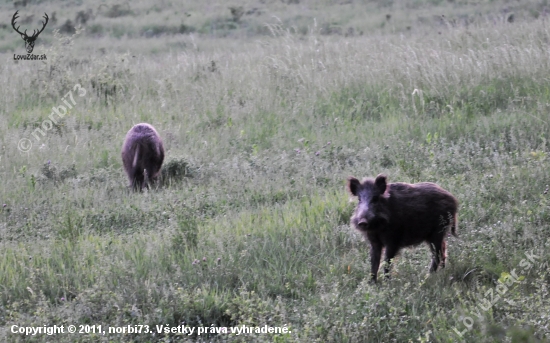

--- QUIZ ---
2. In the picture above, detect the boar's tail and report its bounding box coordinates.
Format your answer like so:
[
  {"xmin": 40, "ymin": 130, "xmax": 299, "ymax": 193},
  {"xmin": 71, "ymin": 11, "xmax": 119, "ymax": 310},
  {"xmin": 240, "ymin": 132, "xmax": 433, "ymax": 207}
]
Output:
[
  {"xmin": 451, "ymin": 213, "xmax": 458, "ymax": 237},
  {"xmin": 132, "ymin": 144, "xmax": 140, "ymax": 170}
]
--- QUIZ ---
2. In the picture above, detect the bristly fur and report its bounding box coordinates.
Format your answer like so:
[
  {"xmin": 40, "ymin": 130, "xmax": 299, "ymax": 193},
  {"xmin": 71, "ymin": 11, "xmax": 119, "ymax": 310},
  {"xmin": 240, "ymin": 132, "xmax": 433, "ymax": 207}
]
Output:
[
  {"xmin": 347, "ymin": 174, "xmax": 459, "ymax": 282},
  {"xmin": 121, "ymin": 123, "xmax": 165, "ymax": 191}
]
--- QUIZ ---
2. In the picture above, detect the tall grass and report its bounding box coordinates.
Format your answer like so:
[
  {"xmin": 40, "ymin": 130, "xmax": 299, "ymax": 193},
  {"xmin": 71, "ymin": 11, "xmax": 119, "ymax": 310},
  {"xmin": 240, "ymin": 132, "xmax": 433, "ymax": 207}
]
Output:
[{"xmin": 0, "ymin": 9, "xmax": 549, "ymax": 343}]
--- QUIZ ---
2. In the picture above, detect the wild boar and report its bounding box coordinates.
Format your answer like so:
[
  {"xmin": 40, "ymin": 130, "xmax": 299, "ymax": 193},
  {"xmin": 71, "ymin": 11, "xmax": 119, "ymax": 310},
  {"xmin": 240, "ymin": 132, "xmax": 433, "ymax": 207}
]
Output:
[
  {"xmin": 347, "ymin": 174, "xmax": 458, "ymax": 282},
  {"xmin": 121, "ymin": 123, "xmax": 165, "ymax": 191}
]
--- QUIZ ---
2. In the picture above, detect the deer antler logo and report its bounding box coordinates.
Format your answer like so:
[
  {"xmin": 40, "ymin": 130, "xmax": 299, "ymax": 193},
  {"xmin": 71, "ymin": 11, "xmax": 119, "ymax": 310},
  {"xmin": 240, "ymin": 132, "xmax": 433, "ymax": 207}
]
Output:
[{"xmin": 12, "ymin": 11, "xmax": 49, "ymax": 54}]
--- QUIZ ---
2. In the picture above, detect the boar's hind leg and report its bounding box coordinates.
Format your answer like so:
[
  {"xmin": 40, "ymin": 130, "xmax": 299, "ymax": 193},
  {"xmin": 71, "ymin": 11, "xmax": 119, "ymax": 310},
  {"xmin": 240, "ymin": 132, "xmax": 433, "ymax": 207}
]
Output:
[
  {"xmin": 439, "ymin": 240, "xmax": 447, "ymax": 268},
  {"xmin": 383, "ymin": 245, "xmax": 399, "ymax": 279},
  {"xmin": 428, "ymin": 239, "xmax": 446, "ymax": 272},
  {"xmin": 131, "ymin": 170, "xmax": 145, "ymax": 192}
]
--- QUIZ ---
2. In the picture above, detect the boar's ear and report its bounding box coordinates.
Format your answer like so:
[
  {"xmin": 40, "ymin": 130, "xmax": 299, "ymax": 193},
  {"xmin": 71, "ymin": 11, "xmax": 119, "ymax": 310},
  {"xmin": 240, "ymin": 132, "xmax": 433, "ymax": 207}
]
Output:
[
  {"xmin": 374, "ymin": 174, "xmax": 388, "ymax": 194},
  {"xmin": 347, "ymin": 177, "xmax": 361, "ymax": 196}
]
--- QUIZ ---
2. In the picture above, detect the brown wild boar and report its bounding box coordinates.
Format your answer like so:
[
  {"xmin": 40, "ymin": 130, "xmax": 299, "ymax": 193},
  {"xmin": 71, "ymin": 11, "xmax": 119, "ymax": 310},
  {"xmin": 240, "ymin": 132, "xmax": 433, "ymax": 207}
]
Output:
[
  {"xmin": 121, "ymin": 123, "xmax": 165, "ymax": 191},
  {"xmin": 347, "ymin": 174, "xmax": 458, "ymax": 282}
]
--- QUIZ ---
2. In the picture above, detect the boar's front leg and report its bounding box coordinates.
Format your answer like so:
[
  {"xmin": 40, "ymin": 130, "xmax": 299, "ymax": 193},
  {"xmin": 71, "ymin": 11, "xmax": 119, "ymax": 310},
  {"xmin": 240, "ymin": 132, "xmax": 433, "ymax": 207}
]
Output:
[{"xmin": 369, "ymin": 240, "xmax": 383, "ymax": 282}]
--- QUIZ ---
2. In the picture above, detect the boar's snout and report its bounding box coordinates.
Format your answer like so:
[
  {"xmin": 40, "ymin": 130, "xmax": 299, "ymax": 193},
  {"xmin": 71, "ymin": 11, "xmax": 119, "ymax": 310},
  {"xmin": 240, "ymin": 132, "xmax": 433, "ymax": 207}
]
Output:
[
  {"xmin": 353, "ymin": 206, "xmax": 376, "ymax": 230},
  {"xmin": 356, "ymin": 217, "xmax": 369, "ymax": 230}
]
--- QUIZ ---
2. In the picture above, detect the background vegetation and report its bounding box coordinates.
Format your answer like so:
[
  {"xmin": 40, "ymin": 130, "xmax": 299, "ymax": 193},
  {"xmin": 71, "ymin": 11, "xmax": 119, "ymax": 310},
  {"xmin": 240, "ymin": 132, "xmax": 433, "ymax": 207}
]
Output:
[{"xmin": 0, "ymin": 0, "xmax": 549, "ymax": 342}]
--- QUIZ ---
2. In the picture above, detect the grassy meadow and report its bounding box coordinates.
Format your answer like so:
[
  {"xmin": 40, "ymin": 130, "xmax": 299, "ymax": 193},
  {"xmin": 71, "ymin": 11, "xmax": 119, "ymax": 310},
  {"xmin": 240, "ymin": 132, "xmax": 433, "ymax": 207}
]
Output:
[{"xmin": 1, "ymin": 0, "xmax": 550, "ymax": 342}]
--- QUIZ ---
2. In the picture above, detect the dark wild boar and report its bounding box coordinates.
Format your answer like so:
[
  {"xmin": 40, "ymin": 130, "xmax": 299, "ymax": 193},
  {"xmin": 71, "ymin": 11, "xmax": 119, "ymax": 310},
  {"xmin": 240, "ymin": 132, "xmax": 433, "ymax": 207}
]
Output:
[
  {"xmin": 121, "ymin": 123, "xmax": 165, "ymax": 191},
  {"xmin": 347, "ymin": 174, "xmax": 458, "ymax": 282}
]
